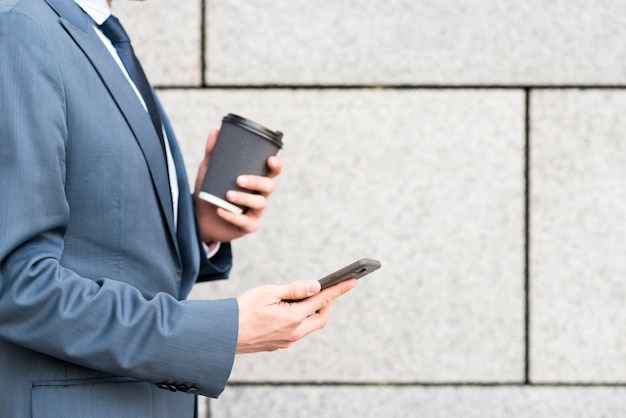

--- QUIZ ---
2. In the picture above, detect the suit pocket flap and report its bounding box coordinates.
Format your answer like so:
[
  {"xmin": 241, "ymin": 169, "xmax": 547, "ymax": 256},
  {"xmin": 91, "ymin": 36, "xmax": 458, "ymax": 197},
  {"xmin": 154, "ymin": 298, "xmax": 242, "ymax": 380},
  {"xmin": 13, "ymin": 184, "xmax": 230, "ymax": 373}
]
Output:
[{"xmin": 32, "ymin": 378, "xmax": 153, "ymax": 418}]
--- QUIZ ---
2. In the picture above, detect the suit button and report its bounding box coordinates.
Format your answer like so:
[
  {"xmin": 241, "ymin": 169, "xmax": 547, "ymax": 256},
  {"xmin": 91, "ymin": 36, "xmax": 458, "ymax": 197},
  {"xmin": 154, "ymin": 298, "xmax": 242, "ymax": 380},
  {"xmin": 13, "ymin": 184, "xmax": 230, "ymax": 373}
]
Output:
[
  {"xmin": 186, "ymin": 386, "xmax": 199, "ymax": 394},
  {"xmin": 175, "ymin": 384, "xmax": 189, "ymax": 392},
  {"xmin": 156, "ymin": 382, "xmax": 179, "ymax": 392}
]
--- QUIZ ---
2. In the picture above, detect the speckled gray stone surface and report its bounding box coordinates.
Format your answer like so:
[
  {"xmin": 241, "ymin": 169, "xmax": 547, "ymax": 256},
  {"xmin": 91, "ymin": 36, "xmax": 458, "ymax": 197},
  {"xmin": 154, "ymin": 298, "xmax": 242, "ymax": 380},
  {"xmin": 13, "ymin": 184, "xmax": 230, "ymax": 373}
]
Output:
[
  {"xmin": 208, "ymin": 385, "xmax": 626, "ymax": 418},
  {"xmin": 113, "ymin": 0, "xmax": 202, "ymax": 86},
  {"xmin": 206, "ymin": 0, "xmax": 626, "ymax": 85},
  {"xmin": 530, "ymin": 90, "xmax": 626, "ymax": 383},
  {"xmin": 210, "ymin": 386, "xmax": 626, "ymax": 418}
]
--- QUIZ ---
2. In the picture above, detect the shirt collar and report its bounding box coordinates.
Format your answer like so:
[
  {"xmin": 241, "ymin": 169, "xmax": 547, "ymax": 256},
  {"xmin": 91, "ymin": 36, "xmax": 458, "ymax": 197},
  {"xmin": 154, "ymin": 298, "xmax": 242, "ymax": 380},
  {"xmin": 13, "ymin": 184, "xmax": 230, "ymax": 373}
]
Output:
[{"xmin": 73, "ymin": 0, "xmax": 112, "ymax": 25}]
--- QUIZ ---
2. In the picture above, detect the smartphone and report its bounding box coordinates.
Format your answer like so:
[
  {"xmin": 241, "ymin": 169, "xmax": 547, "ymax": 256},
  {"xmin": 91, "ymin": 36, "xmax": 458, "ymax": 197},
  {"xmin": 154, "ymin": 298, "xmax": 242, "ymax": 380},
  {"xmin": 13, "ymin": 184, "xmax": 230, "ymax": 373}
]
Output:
[
  {"xmin": 318, "ymin": 258, "xmax": 381, "ymax": 290},
  {"xmin": 283, "ymin": 258, "xmax": 381, "ymax": 303}
]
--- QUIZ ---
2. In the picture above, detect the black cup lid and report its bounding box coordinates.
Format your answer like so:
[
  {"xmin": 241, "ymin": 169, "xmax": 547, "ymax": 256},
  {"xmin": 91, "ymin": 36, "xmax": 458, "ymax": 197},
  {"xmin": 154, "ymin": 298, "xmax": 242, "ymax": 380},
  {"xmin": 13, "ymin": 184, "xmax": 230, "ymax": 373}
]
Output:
[{"xmin": 223, "ymin": 114, "xmax": 283, "ymax": 148}]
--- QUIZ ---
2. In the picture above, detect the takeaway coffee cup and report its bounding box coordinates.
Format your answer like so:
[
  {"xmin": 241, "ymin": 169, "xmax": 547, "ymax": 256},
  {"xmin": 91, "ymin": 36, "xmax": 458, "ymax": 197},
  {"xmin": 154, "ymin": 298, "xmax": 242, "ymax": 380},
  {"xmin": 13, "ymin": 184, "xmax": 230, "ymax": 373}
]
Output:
[{"xmin": 199, "ymin": 114, "xmax": 283, "ymax": 214}]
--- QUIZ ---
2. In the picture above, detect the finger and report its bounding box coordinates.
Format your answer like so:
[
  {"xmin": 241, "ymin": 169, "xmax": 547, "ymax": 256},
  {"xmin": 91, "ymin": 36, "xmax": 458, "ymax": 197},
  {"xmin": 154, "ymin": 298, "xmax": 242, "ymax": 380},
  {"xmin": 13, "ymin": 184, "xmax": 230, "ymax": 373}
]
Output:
[
  {"xmin": 215, "ymin": 208, "xmax": 259, "ymax": 232},
  {"xmin": 303, "ymin": 279, "xmax": 358, "ymax": 312},
  {"xmin": 283, "ymin": 304, "xmax": 331, "ymax": 342},
  {"xmin": 277, "ymin": 280, "xmax": 321, "ymax": 302},
  {"xmin": 194, "ymin": 129, "xmax": 220, "ymax": 194},
  {"xmin": 202, "ymin": 129, "xmax": 220, "ymax": 168},
  {"xmin": 204, "ymin": 129, "xmax": 219, "ymax": 160},
  {"xmin": 237, "ymin": 175, "xmax": 275, "ymax": 196},
  {"xmin": 266, "ymin": 156, "xmax": 283, "ymax": 178},
  {"xmin": 226, "ymin": 190, "xmax": 267, "ymax": 212}
]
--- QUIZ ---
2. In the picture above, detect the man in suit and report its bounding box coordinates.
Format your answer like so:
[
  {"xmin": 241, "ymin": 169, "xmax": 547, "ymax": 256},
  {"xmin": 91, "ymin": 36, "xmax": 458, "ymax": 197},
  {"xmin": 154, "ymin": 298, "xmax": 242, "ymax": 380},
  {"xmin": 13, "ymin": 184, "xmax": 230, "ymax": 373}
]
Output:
[{"xmin": 0, "ymin": 0, "xmax": 357, "ymax": 416}]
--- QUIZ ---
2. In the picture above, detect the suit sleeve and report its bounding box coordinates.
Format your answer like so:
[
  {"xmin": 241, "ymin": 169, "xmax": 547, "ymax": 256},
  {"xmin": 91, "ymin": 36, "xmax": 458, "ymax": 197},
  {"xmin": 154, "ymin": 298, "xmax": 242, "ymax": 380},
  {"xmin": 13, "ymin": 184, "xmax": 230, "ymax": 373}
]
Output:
[
  {"xmin": 0, "ymin": 11, "xmax": 237, "ymax": 399},
  {"xmin": 196, "ymin": 227, "xmax": 234, "ymax": 282}
]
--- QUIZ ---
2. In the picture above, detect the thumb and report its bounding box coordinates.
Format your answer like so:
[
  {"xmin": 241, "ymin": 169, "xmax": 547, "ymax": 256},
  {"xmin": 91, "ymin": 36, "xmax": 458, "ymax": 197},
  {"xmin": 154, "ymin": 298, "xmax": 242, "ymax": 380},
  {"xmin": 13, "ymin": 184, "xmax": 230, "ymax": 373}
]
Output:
[
  {"xmin": 195, "ymin": 129, "xmax": 220, "ymax": 195},
  {"xmin": 280, "ymin": 280, "xmax": 321, "ymax": 302},
  {"xmin": 202, "ymin": 129, "xmax": 219, "ymax": 165}
]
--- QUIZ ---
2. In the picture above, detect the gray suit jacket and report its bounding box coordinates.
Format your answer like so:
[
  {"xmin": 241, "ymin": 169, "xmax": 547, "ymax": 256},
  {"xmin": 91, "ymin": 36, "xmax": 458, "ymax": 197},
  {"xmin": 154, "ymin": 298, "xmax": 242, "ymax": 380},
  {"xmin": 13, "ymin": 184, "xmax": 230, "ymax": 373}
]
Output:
[{"xmin": 0, "ymin": 0, "xmax": 238, "ymax": 416}]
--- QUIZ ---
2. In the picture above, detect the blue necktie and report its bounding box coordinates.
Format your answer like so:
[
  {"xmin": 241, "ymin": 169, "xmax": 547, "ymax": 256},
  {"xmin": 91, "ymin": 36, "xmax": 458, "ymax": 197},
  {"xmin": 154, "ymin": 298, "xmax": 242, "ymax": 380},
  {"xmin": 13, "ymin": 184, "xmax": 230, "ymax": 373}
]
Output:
[{"xmin": 99, "ymin": 15, "xmax": 167, "ymax": 157}]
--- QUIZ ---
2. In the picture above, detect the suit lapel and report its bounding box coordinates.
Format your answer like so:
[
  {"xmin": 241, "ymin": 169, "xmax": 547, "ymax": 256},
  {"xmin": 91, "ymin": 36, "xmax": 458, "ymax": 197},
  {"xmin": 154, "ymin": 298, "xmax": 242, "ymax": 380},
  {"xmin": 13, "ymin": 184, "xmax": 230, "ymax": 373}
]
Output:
[{"xmin": 44, "ymin": 0, "xmax": 178, "ymax": 251}]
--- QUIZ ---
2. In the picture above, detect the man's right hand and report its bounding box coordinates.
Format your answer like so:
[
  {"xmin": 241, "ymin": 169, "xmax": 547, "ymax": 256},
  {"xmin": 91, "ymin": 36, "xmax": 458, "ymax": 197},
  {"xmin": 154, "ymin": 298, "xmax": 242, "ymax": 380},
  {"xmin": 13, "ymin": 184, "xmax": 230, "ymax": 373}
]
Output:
[{"xmin": 235, "ymin": 279, "xmax": 358, "ymax": 354}]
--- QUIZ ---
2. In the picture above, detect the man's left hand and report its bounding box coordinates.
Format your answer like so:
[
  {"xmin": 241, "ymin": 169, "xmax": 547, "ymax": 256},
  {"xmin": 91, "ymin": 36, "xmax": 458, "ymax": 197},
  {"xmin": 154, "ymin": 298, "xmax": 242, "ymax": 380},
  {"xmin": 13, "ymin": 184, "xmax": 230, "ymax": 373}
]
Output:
[{"xmin": 193, "ymin": 129, "xmax": 283, "ymax": 243}]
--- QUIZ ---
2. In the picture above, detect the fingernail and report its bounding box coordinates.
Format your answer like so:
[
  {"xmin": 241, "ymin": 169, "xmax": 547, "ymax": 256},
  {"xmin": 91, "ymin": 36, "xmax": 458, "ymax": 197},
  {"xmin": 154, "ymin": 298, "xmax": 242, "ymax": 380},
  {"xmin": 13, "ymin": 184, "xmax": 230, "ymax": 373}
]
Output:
[
  {"xmin": 237, "ymin": 176, "xmax": 249, "ymax": 187},
  {"xmin": 307, "ymin": 281, "xmax": 321, "ymax": 296}
]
